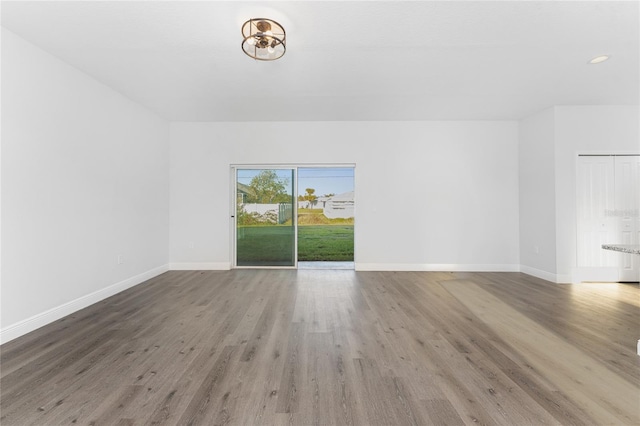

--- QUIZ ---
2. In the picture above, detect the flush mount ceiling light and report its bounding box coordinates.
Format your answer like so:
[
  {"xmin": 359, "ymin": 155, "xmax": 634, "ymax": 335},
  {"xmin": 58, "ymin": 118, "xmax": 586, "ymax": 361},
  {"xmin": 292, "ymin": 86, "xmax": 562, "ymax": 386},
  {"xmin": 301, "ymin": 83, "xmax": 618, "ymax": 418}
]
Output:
[
  {"xmin": 241, "ymin": 18, "xmax": 286, "ymax": 61},
  {"xmin": 588, "ymin": 55, "xmax": 610, "ymax": 64}
]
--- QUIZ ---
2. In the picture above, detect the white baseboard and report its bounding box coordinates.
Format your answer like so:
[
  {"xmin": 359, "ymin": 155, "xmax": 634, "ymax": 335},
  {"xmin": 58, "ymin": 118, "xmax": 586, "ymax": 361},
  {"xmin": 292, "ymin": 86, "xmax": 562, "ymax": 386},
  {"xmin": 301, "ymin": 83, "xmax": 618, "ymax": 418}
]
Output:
[
  {"xmin": 355, "ymin": 263, "xmax": 520, "ymax": 272},
  {"xmin": 518, "ymin": 265, "xmax": 572, "ymax": 284},
  {"xmin": 520, "ymin": 265, "xmax": 559, "ymax": 283},
  {"xmin": 557, "ymin": 274, "xmax": 573, "ymax": 284},
  {"xmin": 169, "ymin": 262, "xmax": 231, "ymax": 270},
  {"xmin": 0, "ymin": 264, "xmax": 169, "ymax": 345}
]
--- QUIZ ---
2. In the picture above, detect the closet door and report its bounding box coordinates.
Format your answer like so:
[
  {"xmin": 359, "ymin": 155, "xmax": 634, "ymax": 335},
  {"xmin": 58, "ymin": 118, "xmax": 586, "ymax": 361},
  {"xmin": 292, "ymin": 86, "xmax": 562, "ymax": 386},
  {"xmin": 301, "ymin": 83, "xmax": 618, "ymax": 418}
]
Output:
[
  {"xmin": 615, "ymin": 156, "xmax": 640, "ymax": 281},
  {"xmin": 576, "ymin": 156, "xmax": 617, "ymax": 276}
]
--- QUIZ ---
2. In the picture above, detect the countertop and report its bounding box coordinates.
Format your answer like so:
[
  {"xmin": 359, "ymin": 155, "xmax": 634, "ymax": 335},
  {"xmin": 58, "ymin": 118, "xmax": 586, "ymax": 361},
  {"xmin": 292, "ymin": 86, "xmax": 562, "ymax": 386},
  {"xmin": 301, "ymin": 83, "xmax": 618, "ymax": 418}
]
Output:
[{"xmin": 602, "ymin": 244, "xmax": 640, "ymax": 255}]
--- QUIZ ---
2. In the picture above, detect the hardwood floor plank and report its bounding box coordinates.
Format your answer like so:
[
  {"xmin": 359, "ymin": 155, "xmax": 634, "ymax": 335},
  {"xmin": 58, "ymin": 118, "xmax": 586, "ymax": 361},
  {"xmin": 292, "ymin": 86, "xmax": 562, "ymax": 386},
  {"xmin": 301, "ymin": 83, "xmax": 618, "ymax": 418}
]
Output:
[
  {"xmin": 422, "ymin": 399, "xmax": 466, "ymax": 425},
  {"xmin": 428, "ymin": 338, "xmax": 559, "ymax": 426},
  {"xmin": 2, "ymin": 270, "xmax": 637, "ymax": 425},
  {"xmin": 0, "ymin": 329, "xmax": 119, "ymax": 415},
  {"xmin": 417, "ymin": 342, "xmax": 501, "ymax": 426},
  {"xmin": 442, "ymin": 279, "xmax": 639, "ymax": 425},
  {"xmin": 352, "ymin": 357, "xmax": 402, "ymax": 425},
  {"xmin": 275, "ymin": 323, "xmax": 305, "ymax": 414},
  {"xmin": 386, "ymin": 376, "xmax": 428, "ymax": 426},
  {"xmin": 89, "ymin": 384, "xmax": 145, "ymax": 425},
  {"xmin": 474, "ymin": 274, "xmax": 640, "ymax": 383},
  {"xmin": 175, "ymin": 345, "xmax": 238, "ymax": 425}
]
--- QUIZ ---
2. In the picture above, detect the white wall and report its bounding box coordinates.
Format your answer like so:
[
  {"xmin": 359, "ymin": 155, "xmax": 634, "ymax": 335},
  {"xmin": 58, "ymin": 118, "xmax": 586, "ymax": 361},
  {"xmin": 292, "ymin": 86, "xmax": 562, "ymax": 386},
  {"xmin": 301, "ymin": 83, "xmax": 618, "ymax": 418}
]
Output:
[
  {"xmin": 518, "ymin": 105, "xmax": 639, "ymax": 283},
  {"xmin": 518, "ymin": 108, "xmax": 557, "ymax": 281},
  {"xmin": 1, "ymin": 29, "xmax": 170, "ymax": 342},
  {"xmin": 170, "ymin": 121, "xmax": 520, "ymax": 271},
  {"xmin": 554, "ymin": 106, "xmax": 639, "ymax": 282}
]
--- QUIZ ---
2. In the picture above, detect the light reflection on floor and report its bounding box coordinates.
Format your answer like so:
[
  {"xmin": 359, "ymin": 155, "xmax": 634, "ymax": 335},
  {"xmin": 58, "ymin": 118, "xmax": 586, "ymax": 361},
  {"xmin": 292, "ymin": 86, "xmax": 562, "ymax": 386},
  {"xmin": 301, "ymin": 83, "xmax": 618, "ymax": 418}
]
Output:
[
  {"xmin": 298, "ymin": 261, "xmax": 354, "ymax": 270},
  {"xmin": 570, "ymin": 282, "xmax": 640, "ymax": 308}
]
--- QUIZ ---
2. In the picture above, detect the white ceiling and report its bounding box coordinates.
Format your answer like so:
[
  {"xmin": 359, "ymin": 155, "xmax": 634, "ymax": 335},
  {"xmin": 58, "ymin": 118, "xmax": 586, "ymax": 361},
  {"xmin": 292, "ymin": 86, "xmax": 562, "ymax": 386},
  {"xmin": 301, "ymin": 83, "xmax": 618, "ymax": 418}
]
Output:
[{"xmin": 2, "ymin": 1, "xmax": 638, "ymax": 122}]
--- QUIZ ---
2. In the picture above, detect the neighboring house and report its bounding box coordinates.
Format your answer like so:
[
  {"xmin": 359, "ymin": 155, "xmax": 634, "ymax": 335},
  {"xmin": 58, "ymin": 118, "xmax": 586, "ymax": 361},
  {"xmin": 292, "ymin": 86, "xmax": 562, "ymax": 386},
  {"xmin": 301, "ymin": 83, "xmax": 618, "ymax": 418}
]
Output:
[
  {"xmin": 298, "ymin": 200, "xmax": 316, "ymax": 209},
  {"xmin": 324, "ymin": 191, "xmax": 355, "ymax": 219},
  {"xmin": 299, "ymin": 195, "xmax": 331, "ymax": 209},
  {"xmin": 236, "ymin": 182, "xmax": 254, "ymax": 203},
  {"xmin": 316, "ymin": 196, "xmax": 331, "ymax": 209}
]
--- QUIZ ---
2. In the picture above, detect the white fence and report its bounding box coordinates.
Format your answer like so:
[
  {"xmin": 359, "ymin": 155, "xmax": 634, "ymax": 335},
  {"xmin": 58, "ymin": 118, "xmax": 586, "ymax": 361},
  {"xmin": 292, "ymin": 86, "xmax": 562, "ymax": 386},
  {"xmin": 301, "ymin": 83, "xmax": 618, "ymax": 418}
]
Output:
[
  {"xmin": 241, "ymin": 203, "xmax": 293, "ymax": 224},
  {"xmin": 242, "ymin": 203, "xmax": 279, "ymax": 216}
]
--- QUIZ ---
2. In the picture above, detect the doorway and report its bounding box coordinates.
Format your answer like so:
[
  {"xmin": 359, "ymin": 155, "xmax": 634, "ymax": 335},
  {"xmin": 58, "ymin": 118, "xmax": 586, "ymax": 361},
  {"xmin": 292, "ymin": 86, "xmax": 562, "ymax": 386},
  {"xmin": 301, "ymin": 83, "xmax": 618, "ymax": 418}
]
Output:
[
  {"xmin": 297, "ymin": 167, "xmax": 355, "ymax": 269},
  {"xmin": 232, "ymin": 165, "xmax": 355, "ymax": 269}
]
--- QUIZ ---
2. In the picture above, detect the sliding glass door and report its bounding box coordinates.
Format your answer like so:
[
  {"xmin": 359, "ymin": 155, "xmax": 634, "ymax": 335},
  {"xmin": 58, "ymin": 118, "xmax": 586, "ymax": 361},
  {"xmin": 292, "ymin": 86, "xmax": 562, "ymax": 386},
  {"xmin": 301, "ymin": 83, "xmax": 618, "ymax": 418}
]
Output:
[{"xmin": 235, "ymin": 168, "xmax": 296, "ymax": 267}]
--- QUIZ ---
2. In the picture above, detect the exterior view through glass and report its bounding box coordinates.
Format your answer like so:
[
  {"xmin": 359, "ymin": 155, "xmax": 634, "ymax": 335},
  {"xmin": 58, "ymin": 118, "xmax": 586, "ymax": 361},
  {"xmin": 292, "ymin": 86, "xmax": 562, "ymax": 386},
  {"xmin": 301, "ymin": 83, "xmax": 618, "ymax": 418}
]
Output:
[{"xmin": 236, "ymin": 168, "xmax": 296, "ymax": 266}]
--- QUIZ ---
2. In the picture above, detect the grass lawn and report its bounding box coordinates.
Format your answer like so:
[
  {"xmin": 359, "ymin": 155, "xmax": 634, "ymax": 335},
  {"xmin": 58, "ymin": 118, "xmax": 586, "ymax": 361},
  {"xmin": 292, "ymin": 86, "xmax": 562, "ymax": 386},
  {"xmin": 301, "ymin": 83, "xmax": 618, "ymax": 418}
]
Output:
[
  {"xmin": 298, "ymin": 225, "xmax": 354, "ymax": 261},
  {"xmin": 297, "ymin": 209, "xmax": 354, "ymax": 226},
  {"xmin": 236, "ymin": 224, "xmax": 354, "ymax": 264}
]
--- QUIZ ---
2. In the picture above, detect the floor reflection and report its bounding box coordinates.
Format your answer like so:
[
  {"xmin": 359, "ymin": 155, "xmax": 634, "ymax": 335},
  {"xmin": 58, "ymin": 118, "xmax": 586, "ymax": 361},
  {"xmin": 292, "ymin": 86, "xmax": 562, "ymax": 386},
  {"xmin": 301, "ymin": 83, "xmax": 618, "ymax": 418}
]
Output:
[{"xmin": 298, "ymin": 261, "xmax": 354, "ymax": 270}]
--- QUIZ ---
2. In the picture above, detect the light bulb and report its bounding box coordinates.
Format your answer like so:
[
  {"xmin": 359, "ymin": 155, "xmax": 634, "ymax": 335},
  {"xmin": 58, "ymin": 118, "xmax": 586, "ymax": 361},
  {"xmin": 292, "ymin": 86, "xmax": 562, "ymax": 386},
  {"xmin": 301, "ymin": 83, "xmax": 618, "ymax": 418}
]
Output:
[
  {"xmin": 247, "ymin": 37, "xmax": 256, "ymax": 46},
  {"xmin": 588, "ymin": 55, "xmax": 610, "ymax": 64}
]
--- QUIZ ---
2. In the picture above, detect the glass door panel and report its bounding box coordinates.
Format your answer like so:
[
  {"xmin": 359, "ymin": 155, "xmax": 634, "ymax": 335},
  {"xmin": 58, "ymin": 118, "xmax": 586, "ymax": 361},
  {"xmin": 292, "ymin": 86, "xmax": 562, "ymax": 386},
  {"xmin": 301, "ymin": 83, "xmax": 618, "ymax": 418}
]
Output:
[{"xmin": 235, "ymin": 168, "xmax": 296, "ymax": 267}]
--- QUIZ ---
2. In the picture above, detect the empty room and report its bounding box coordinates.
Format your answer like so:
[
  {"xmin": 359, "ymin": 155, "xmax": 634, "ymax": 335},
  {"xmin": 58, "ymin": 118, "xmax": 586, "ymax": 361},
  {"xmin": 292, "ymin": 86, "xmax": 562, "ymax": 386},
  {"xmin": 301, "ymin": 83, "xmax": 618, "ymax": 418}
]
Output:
[{"xmin": 1, "ymin": 1, "xmax": 639, "ymax": 425}]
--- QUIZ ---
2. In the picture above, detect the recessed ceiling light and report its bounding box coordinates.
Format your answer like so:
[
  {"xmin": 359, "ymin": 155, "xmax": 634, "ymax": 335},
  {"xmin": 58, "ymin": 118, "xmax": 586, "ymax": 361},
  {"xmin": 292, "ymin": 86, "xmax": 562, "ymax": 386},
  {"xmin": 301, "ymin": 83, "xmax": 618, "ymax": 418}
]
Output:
[{"xmin": 588, "ymin": 55, "xmax": 610, "ymax": 64}]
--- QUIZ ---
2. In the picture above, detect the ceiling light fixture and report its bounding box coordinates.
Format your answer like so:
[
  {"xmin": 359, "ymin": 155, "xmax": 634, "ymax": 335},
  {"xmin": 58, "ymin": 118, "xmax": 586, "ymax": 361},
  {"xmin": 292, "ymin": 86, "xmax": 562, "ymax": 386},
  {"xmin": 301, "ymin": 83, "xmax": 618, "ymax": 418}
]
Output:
[
  {"xmin": 241, "ymin": 18, "xmax": 286, "ymax": 61},
  {"xmin": 588, "ymin": 55, "xmax": 610, "ymax": 64}
]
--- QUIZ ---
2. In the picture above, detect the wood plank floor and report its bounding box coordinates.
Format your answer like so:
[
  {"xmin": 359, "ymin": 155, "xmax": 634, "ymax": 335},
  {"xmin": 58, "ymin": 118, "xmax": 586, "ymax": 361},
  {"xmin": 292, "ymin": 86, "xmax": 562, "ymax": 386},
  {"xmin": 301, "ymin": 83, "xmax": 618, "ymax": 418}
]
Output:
[{"xmin": 1, "ymin": 270, "xmax": 638, "ymax": 425}]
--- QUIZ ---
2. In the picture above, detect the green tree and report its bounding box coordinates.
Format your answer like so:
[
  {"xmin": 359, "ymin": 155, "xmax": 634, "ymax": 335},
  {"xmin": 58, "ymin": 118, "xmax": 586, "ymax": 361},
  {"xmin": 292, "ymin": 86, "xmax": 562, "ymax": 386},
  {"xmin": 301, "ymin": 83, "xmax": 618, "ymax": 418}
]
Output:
[
  {"xmin": 303, "ymin": 188, "xmax": 317, "ymax": 205},
  {"xmin": 246, "ymin": 170, "xmax": 290, "ymax": 203}
]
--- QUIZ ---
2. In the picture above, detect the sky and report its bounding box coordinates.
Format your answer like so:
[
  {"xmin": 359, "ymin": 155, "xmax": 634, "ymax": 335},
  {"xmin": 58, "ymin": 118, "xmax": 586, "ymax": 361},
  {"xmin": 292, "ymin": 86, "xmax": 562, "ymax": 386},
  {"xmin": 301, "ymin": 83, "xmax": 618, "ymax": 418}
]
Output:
[
  {"xmin": 236, "ymin": 167, "xmax": 354, "ymax": 198},
  {"xmin": 298, "ymin": 167, "xmax": 354, "ymax": 197}
]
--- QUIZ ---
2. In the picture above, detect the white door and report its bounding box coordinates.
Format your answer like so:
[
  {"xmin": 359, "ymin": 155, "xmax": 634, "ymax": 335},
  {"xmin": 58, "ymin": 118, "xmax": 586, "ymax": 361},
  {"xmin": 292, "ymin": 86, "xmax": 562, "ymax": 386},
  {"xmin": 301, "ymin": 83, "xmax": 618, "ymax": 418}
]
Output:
[
  {"xmin": 614, "ymin": 156, "xmax": 640, "ymax": 281},
  {"xmin": 577, "ymin": 155, "xmax": 640, "ymax": 282},
  {"xmin": 576, "ymin": 156, "xmax": 618, "ymax": 280}
]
